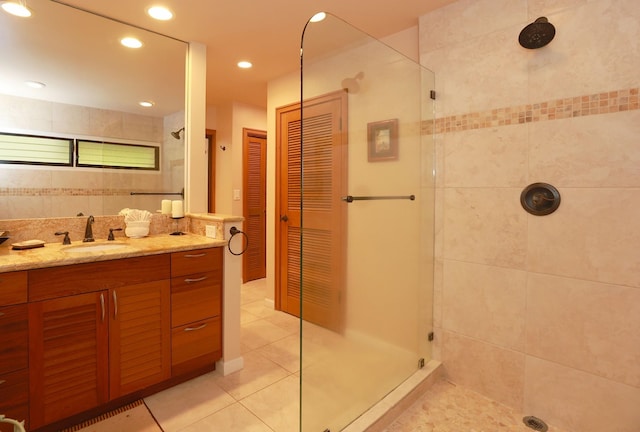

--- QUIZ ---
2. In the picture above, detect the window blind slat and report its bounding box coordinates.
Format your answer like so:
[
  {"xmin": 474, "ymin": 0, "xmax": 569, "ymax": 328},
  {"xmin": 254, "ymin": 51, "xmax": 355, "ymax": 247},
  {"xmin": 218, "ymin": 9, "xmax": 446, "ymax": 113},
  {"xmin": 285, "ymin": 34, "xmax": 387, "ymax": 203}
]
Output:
[
  {"xmin": 0, "ymin": 134, "xmax": 72, "ymax": 165},
  {"xmin": 77, "ymin": 140, "xmax": 158, "ymax": 170}
]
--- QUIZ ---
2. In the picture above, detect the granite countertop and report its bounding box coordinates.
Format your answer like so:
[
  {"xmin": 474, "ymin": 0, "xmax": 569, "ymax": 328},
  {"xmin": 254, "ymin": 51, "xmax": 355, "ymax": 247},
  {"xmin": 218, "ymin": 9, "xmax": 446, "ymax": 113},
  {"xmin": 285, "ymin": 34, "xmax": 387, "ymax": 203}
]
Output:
[{"xmin": 0, "ymin": 233, "xmax": 227, "ymax": 273}]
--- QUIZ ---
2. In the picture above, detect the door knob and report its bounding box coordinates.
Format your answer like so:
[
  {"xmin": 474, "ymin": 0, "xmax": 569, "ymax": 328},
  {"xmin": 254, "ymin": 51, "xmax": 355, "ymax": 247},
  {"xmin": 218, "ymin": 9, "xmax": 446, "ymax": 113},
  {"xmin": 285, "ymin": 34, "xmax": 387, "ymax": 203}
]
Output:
[{"xmin": 280, "ymin": 215, "xmax": 289, "ymax": 222}]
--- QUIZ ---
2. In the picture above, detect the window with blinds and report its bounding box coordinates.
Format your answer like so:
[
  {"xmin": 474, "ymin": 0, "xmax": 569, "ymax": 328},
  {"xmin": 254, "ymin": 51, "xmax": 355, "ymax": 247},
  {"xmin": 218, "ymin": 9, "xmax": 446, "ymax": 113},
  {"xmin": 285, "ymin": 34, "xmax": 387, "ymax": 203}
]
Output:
[
  {"xmin": 0, "ymin": 133, "xmax": 159, "ymax": 170},
  {"xmin": 77, "ymin": 140, "xmax": 159, "ymax": 170},
  {"xmin": 0, "ymin": 133, "xmax": 73, "ymax": 166}
]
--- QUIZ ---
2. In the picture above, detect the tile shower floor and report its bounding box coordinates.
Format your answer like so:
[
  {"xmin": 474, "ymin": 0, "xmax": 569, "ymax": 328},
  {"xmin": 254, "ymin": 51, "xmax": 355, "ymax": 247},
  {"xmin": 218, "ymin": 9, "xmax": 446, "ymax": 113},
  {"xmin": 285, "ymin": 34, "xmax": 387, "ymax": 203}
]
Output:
[{"xmin": 69, "ymin": 279, "xmax": 571, "ymax": 432}]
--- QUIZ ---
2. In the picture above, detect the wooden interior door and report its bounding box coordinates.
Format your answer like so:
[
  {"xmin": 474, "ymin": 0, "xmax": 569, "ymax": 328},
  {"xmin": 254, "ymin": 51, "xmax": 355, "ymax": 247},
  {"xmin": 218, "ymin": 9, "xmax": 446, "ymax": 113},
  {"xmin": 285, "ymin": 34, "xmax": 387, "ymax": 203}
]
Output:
[
  {"xmin": 275, "ymin": 91, "xmax": 347, "ymax": 332},
  {"xmin": 243, "ymin": 128, "xmax": 267, "ymax": 282}
]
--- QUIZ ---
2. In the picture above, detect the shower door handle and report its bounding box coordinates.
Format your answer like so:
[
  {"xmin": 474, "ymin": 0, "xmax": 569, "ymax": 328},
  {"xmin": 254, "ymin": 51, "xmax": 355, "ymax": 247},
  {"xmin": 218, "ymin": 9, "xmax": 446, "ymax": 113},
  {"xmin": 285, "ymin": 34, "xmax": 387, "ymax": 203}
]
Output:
[{"xmin": 280, "ymin": 215, "xmax": 289, "ymax": 222}]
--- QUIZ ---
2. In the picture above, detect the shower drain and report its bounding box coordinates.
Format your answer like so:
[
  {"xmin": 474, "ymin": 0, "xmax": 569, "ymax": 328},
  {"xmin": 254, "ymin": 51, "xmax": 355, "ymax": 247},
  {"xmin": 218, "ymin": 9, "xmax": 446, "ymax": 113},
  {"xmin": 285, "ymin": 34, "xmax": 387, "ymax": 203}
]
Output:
[{"xmin": 523, "ymin": 416, "xmax": 549, "ymax": 431}]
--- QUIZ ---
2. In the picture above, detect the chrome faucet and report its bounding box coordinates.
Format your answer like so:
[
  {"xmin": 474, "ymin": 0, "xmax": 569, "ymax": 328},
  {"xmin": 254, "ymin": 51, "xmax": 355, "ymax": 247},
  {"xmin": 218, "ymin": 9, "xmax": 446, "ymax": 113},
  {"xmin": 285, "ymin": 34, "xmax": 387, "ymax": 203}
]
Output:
[{"xmin": 83, "ymin": 215, "xmax": 95, "ymax": 242}]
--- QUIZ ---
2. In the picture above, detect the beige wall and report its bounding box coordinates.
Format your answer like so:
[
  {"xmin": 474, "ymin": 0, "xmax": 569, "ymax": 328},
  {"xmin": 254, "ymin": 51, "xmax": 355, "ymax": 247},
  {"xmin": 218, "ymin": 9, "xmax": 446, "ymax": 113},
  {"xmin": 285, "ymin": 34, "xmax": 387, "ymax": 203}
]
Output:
[
  {"xmin": 421, "ymin": 0, "xmax": 640, "ymax": 431},
  {"xmin": 184, "ymin": 42, "xmax": 208, "ymax": 214},
  {"xmin": 208, "ymin": 102, "xmax": 266, "ymax": 217},
  {"xmin": 231, "ymin": 102, "xmax": 268, "ymax": 217}
]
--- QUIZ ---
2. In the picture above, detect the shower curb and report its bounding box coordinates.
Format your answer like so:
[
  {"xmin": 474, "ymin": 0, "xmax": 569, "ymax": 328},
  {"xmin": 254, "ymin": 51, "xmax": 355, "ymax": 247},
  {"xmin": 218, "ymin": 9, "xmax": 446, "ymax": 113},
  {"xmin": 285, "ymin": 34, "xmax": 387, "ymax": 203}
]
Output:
[{"xmin": 343, "ymin": 360, "xmax": 443, "ymax": 432}]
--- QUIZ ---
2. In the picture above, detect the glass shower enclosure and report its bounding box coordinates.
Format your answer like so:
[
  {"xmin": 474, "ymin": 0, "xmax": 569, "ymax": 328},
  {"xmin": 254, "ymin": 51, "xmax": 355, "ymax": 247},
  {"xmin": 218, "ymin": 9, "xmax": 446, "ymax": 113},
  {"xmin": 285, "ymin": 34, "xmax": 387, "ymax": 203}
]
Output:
[{"xmin": 298, "ymin": 13, "xmax": 436, "ymax": 431}]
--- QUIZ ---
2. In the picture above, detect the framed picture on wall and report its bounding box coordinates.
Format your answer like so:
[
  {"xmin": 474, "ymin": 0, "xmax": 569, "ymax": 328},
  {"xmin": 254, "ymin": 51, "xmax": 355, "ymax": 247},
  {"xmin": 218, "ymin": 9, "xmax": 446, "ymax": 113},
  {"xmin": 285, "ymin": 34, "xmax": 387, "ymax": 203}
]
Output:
[{"xmin": 367, "ymin": 118, "xmax": 398, "ymax": 162}]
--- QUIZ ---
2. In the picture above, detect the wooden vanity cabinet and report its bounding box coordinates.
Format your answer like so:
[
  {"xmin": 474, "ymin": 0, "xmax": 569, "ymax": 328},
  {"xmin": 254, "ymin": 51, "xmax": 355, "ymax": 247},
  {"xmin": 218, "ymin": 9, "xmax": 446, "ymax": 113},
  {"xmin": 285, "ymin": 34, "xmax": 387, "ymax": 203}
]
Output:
[
  {"xmin": 14, "ymin": 246, "xmax": 222, "ymax": 430},
  {"xmin": 170, "ymin": 247, "xmax": 223, "ymax": 376},
  {"xmin": 0, "ymin": 271, "xmax": 28, "ymax": 432},
  {"xmin": 28, "ymin": 254, "xmax": 171, "ymax": 429}
]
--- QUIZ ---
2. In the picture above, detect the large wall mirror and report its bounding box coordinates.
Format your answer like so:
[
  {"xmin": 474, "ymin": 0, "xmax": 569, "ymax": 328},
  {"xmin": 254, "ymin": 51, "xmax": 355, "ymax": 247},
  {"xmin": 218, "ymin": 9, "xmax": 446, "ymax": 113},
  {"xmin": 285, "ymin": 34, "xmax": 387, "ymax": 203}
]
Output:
[{"xmin": 0, "ymin": 0, "xmax": 187, "ymax": 219}]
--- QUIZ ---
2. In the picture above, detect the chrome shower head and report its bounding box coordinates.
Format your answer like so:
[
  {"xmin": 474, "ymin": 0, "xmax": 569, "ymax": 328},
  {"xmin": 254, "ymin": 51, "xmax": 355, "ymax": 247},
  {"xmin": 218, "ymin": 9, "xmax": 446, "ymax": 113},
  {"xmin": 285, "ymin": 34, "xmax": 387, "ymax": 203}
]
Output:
[
  {"xmin": 171, "ymin": 127, "xmax": 185, "ymax": 139},
  {"xmin": 519, "ymin": 17, "xmax": 555, "ymax": 49}
]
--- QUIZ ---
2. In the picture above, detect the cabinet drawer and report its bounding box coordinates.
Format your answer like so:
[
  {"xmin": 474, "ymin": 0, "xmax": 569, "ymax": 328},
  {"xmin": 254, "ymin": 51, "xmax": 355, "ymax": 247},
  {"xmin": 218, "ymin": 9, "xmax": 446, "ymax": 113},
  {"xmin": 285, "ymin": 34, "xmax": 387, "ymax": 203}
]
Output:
[
  {"xmin": 0, "ymin": 304, "xmax": 28, "ymax": 375},
  {"xmin": 171, "ymin": 247, "xmax": 222, "ymax": 277},
  {"xmin": 0, "ymin": 368, "xmax": 28, "ymax": 432},
  {"xmin": 171, "ymin": 317, "xmax": 221, "ymax": 376},
  {"xmin": 171, "ymin": 271, "xmax": 221, "ymax": 327},
  {"xmin": 0, "ymin": 271, "xmax": 27, "ymax": 306},
  {"xmin": 29, "ymin": 254, "xmax": 171, "ymax": 301}
]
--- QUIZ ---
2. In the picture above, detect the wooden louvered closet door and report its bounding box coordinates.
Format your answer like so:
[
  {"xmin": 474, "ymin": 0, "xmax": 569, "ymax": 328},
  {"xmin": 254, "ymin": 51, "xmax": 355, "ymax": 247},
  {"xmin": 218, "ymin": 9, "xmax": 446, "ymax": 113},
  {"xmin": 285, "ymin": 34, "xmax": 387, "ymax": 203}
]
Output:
[
  {"xmin": 243, "ymin": 129, "xmax": 267, "ymax": 282},
  {"xmin": 276, "ymin": 91, "xmax": 347, "ymax": 332},
  {"xmin": 29, "ymin": 292, "xmax": 109, "ymax": 429},
  {"xmin": 109, "ymin": 280, "xmax": 171, "ymax": 399}
]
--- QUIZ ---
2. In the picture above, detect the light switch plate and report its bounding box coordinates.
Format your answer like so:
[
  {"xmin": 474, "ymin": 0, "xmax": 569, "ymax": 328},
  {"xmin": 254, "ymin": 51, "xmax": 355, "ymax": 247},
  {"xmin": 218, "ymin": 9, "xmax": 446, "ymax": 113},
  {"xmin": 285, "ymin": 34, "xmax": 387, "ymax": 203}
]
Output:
[{"xmin": 205, "ymin": 225, "xmax": 216, "ymax": 238}]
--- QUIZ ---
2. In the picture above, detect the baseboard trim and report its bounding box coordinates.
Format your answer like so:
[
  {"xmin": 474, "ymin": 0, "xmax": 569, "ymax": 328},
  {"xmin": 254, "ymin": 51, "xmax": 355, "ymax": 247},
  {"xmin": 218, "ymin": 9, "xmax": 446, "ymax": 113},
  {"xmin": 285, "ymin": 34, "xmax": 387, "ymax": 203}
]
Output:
[
  {"xmin": 216, "ymin": 356, "xmax": 244, "ymax": 376},
  {"xmin": 264, "ymin": 297, "xmax": 275, "ymax": 309}
]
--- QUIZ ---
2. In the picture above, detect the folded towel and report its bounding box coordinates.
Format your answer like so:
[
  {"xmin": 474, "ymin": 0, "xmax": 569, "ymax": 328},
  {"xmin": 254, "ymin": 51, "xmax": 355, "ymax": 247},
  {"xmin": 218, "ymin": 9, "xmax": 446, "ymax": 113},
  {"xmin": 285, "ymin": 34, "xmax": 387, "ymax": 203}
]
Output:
[{"xmin": 119, "ymin": 208, "xmax": 152, "ymax": 223}]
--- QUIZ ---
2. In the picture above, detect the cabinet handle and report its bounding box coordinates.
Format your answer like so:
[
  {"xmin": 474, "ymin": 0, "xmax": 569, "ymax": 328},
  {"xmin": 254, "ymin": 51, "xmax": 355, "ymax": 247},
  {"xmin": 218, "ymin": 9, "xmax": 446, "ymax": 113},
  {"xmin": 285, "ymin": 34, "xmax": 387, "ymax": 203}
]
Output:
[
  {"xmin": 184, "ymin": 323, "xmax": 207, "ymax": 332},
  {"xmin": 113, "ymin": 291, "xmax": 118, "ymax": 319},
  {"xmin": 100, "ymin": 293, "xmax": 105, "ymax": 322},
  {"xmin": 0, "ymin": 379, "xmax": 5, "ymax": 385},
  {"xmin": 184, "ymin": 276, "xmax": 208, "ymax": 283},
  {"xmin": 184, "ymin": 253, "xmax": 206, "ymax": 258}
]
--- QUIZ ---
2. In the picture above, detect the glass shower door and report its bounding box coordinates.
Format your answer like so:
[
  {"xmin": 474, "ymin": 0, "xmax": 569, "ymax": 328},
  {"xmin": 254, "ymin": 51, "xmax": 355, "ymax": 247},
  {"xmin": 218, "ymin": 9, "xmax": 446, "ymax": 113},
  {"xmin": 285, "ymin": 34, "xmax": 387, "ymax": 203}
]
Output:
[{"xmin": 299, "ymin": 13, "xmax": 436, "ymax": 432}]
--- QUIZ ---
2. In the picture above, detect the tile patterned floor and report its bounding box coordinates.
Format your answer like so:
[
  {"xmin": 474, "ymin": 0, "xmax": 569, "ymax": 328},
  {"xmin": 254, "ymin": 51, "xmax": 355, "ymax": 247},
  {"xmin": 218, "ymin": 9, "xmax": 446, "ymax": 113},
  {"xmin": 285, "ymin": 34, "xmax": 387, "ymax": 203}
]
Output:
[
  {"xmin": 383, "ymin": 379, "xmax": 571, "ymax": 432},
  {"xmin": 71, "ymin": 279, "xmax": 572, "ymax": 432}
]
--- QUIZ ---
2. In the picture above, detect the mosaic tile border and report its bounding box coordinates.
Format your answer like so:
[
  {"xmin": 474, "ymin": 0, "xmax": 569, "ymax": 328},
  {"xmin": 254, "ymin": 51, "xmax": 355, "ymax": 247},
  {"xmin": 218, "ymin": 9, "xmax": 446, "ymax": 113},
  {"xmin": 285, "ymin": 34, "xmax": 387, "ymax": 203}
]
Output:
[
  {"xmin": 3, "ymin": 86, "xmax": 638, "ymax": 200},
  {"xmin": 0, "ymin": 188, "xmax": 141, "ymax": 196},
  {"xmin": 422, "ymin": 87, "xmax": 639, "ymax": 135}
]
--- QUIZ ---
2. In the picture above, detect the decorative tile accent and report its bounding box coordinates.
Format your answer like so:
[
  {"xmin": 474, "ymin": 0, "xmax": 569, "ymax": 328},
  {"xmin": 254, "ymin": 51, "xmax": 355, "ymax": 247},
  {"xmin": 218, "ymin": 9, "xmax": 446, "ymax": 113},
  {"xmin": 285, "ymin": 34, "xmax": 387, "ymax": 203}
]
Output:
[
  {"xmin": 423, "ymin": 87, "xmax": 639, "ymax": 135},
  {"xmin": 0, "ymin": 188, "xmax": 133, "ymax": 196}
]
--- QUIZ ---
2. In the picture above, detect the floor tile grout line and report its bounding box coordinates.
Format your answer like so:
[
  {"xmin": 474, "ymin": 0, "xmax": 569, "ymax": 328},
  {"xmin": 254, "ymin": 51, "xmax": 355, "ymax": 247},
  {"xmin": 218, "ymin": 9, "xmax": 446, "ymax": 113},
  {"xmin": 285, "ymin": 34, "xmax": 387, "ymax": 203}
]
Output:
[
  {"xmin": 237, "ymin": 373, "xmax": 298, "ymax": 432},
  {"xmin": 142, "ymin": 399, "xmax": 165, "ymax": 432}
]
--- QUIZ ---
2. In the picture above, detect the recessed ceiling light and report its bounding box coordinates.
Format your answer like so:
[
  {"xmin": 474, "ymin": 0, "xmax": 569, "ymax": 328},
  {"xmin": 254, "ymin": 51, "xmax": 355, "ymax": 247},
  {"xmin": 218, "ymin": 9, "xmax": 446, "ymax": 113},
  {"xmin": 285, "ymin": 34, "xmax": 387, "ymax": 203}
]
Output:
[
  {"xmin": 121, "ymin": 37, "xmax": 143, "ymax": 49},
  {"xmin": 310, "ymin": 12, "xmax": 326, "ymax": 23},
  {"xmin": 139, "ymin": 101, "xmax": 154, "ymax": 107},
  {"xmin": 1, "ymin": 1, "xmax": 32, "ymax": 17},
  {"xmin": 147, "ymin": 6, "xmax": 173, "ymax": 21},
  {"xmin": 24, "ymin": 80, "xmax": 45, "ymax": 89},
  {"xmin": 237, "ymin": 61, "xmax": 252, "ymax": 69}
]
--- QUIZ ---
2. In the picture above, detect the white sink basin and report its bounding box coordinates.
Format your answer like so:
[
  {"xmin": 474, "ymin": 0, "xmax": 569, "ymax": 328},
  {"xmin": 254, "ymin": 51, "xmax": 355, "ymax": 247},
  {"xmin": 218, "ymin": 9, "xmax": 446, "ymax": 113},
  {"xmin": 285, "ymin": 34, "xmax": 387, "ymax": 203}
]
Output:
[{"xmin": 63, "ymin": 242, "xmax": 134, "ymax": 253}]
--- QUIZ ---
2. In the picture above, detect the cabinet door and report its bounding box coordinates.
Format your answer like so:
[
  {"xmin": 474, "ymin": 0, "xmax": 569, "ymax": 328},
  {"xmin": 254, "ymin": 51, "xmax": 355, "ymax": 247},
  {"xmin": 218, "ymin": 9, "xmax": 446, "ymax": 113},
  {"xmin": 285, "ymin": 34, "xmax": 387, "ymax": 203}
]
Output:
[
  {"xmin": 29, "ymin": 291, "xmax": 109, "ymax": 429},
  {"xmin": 0, "ymin": 369, "xmax": 28, "ymax": 432},
  {"xmin": 0, "ymin": 304, "xmax": 28, "ymax": 375},
  {"xmin": 109, "ymin": 280, "xmax": 171, "ymax": 399}
]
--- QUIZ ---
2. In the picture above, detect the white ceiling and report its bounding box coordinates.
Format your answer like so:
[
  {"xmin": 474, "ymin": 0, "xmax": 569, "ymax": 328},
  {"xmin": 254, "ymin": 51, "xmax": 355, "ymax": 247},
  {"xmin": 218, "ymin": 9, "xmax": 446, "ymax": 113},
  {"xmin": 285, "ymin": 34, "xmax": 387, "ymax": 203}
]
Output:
[
  {"xmin": 60, "ymin": 0, "xmax": 457, "ymax": 108},
  {"xmin": 2, "ymin": 0, "xmax": 457, "ymax": 114}
]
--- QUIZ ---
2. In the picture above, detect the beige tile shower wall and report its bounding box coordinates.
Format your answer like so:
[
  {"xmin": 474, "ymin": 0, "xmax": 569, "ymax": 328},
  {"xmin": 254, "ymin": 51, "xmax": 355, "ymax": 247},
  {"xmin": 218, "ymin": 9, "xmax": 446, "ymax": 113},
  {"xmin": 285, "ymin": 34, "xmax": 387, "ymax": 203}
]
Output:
[
  {"xmin": 0, "ymin": 94, "xmax": 168, "ymax": 219},
  {"xmin": 420, "ymin": 0, "xmax": 640, "ymax": 431}
]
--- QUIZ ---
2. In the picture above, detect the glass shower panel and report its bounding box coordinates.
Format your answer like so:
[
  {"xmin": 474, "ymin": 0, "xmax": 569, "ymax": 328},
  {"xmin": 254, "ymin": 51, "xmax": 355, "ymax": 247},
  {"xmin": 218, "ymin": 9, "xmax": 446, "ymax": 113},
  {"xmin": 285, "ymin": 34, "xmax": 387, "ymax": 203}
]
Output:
[{"xmin": 299, "ymin": 14, "xmax": 435, "ymax": 432}]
